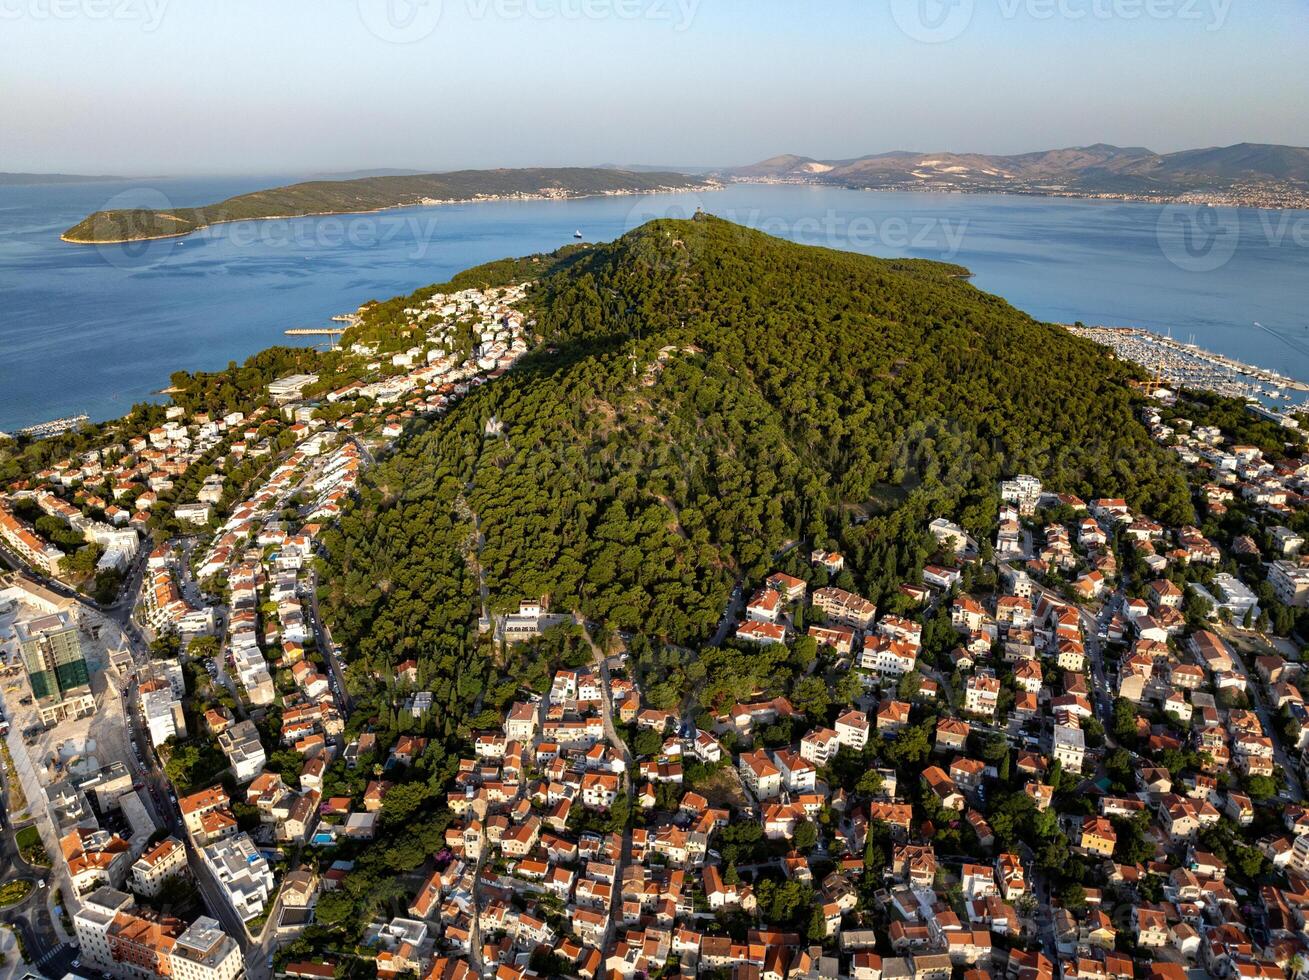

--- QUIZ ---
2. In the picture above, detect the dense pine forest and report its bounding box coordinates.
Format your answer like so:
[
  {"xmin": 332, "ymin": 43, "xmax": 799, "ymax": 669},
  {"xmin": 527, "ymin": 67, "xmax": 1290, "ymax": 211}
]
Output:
[{"xmin": 318, "ymin": 214, "xmax": 1193, "ymax": 717}]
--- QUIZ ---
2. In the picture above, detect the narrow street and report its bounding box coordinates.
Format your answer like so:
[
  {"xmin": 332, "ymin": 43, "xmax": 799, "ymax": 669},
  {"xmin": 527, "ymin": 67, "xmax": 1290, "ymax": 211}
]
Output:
[
  {"xmin": 574, "ymin": 615, "xmax": 632, "ymax": 959},
  {"xmin": 306, "ymin": 569, "xmax": 352, "ymax": 715},
  {"xmin": 707, "ymin": 579, "xmax": 744, "ymax": 648}
]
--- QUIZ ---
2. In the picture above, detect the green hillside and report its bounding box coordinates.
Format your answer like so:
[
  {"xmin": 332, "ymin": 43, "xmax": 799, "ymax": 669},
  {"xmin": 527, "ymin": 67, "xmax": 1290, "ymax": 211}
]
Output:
[
  {"xmin": 319, "ymin": 214, "xmax": 1199, "ymax": 696},
  {"xmin": 319, "ymin": 215, "xmax": 1193, "ymax": 712},
  {"xmin": 60, "ymin": 167, "xmax": 710, "ymax": 243}
]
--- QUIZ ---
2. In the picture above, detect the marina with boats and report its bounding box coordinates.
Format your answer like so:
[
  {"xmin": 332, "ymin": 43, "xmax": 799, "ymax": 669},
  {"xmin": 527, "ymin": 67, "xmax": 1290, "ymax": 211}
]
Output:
[
  {"xmin": 1066, "ymin": 324, "xmax": 1309, "ymax": 411},
  {"xmin": 1, "ymin": 413, "xmax": 91, "ymax": 442}
]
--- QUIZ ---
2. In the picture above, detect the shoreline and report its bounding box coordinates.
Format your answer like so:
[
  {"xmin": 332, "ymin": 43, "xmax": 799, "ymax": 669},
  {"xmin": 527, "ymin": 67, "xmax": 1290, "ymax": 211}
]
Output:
[
  {"xmin": 12, "ymin": 317, "xmax": 1304, "ymax": 438},
  {"xmin": 727, "ymin": 177, "xmax": 1309, "ymax": 212},
  {"xmin": 60, "ymin": 183, "xmax": 719, "ymax": 245},
  {"xmin": 7, "ymin": 187, "xmax": 1298, "ymax": 431},
  {"xmin": 62, "ymin": 179, "xmax": 1309, "ymax": 247}
]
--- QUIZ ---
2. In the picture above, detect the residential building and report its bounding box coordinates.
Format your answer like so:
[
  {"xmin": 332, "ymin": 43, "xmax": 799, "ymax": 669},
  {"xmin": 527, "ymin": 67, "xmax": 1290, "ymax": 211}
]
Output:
[
  {"xmin": 131, "ymin": 837, "xmax": 187, "ymax": 898},
  {"xmin": 963, "ymin": 673, "xmax": 1000, "ymax": 719},
  {"xmin": 736, "ymin": 621, "xmax": 786, "ymax": 645},
  {"xmin": 179, "ymin": 787, "xmax": 232, "ymax": 843},
  {"xmin": 217, "ymin": 720, "xmax": 266, "ymax": 784},
  {"xmin": 738, "ymin": 750, "xmax": 782, "ymax": 800},
  {"xmin": 169, "ymin": 917, "xmax": 244, "ymax": 980},
  {"xmin": 1000, "ymin": 475, "xmax": 1042, "ymax": 515},
  {"xmin": 1269, "ymin": 560, "xmax": 1309, "ymax": 607},
  {"xmin": 201, "ymin": 834, "xmax": 275, "ymax": 921},
  {"xmin": 1052, "ymin": 724, "xmax": 1085, "ymax": 773},
  {"xmin": 73, "ymin": 887, "xmax": 136, "ymax": 972},
  {"xmin": 16, "ymin": 611, "xmax": 95, "ymax": 725},
  {"xmin": 812, "ymin": 587, "xmax": 877, "ymax": 629},
  {"xmin": 835, "ymin": 709, "xmax": 870, "ymax": 751},
  {"xmin": 142, "ymin": 688, "xmax": 187, "ymax": 747}
]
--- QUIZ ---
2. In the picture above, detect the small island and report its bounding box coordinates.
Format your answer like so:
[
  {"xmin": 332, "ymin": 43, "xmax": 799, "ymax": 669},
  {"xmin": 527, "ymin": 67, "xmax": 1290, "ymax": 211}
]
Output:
[{"xmin": 61, "ymin": 167, "xmax": 717, "ymax": 244}]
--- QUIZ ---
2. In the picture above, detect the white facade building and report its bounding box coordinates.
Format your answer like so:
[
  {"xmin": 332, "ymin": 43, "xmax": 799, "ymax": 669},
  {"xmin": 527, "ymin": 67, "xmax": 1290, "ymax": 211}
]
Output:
[
  {"xmin": 169, "ymin": 917, "xmax": 244, "ymax": 980},
  {"xmin": 217, "ymin": 720, "xmax": 266, "ymax": 784},
  {"xmin": 202, "ymin": 833, "xmax": 274, "ymax": 921},
  {"xmin": 1270, "ymin": 560, "xmax": 1309, "ymax": 608},
  {"xmin": 73, "ymin": 887, "xmax": 135, "ymax": 971},
  {"xmin": 143, "ymin": 688, "xmax": 187, "ymax": 747}
]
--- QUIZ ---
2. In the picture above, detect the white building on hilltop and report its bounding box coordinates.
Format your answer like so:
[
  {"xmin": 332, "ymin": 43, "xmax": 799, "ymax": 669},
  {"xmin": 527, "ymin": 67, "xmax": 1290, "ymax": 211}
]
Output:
[
  {"xmin": 928, "ymin": 518, "xmax": 969, "ymax": 555},
  {"xmin": 267, "ymin": 374, "xmax": 319, "ymax": 404}
]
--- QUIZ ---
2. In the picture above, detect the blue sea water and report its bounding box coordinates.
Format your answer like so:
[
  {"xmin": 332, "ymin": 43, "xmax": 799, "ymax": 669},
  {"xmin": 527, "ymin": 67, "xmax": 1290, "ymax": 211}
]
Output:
[{"xmin": 1, "ymin": 178, "xmax": 1306, "ymax": 432}]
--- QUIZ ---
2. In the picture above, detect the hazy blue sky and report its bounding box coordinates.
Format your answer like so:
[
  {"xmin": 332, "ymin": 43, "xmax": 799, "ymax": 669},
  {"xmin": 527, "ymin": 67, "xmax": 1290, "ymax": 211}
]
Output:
[{"xmin": 3, "ymin": 0, "xmax": 1306, "ymax": 175}]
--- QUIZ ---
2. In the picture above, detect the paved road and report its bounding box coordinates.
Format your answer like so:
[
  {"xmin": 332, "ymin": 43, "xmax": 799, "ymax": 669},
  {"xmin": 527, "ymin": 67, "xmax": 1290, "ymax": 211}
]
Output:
[
  {"xmin": 1019, "ymin": 841, "xmax": 1058, "ymax": 963},
  {"xmin": 0, "ymin": 737, "xmax": 72, "ymax": 977},
  {"xmin": 1076, "ymin": 604, "xmax": 1120, "ymax": 741},
  {"xmin": 306, "ymin": 570, "xmax": 351, "ymax": 716},
  {"xmin": 574, "ymin": 616, "xmax": 632, "ymax": 958},
  {"xmin": 708, "ymin": 579, "xmax": 744, "ymax": 648},
  {"xmin": 6, "ymin": 915, "xmax": 75, "ymax": 978}
]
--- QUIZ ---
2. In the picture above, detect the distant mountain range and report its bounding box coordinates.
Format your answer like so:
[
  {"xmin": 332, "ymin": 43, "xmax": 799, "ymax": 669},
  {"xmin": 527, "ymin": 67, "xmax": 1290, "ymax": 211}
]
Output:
[
  {"xmin": 720, "ymin": 143, "xmax": 1309, "ymax": 205},
  {"xmin": 49, "ymin": 141, "xmax": 1309, "ymax": 240},
  {"xmin": 0, "ymin": 172, "xmax": 122, "ymax": 185}
]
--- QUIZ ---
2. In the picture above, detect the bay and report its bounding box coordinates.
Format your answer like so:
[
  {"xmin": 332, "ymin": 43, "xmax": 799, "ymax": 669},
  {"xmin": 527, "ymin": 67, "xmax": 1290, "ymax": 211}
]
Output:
[{"xmin": 1, "ymin": 178, "xmax": 1306, "ymax": 432}]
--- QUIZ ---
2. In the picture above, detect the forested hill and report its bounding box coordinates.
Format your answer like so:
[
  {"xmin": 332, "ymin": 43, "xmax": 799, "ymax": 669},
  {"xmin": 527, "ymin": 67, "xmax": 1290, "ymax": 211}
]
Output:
[
  {"xmin": 60, "ymin": 167, "xmax": 713, "ymax": 243},
  {"xmin": 320, "ymin": 215, "xmax": 1193, "ymax": 680}
]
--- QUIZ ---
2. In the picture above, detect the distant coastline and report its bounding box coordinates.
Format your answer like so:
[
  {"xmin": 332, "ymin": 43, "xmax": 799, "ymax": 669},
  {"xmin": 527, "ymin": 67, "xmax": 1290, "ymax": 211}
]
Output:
[
  {"xmin": 60, "ymin": 186, "xmax": 714, "ymax": 245},
  {"xmin": 60, "ymin": 167, "xmax": 719, "ymax": 244},
  {"xmin": 0, "ymin": 172, "xmax": 124, "ymax": 186},
  {"xmin": 7, "ymin": 183, "xmax": 1304, "ymax": 434},
  {"xmin": 728, "ymin": 176, "xmax": 1309, "ymax": 211},
  {"xmin": 721, "ymin": 142, "xmax": 1309, "ymax": 211}
]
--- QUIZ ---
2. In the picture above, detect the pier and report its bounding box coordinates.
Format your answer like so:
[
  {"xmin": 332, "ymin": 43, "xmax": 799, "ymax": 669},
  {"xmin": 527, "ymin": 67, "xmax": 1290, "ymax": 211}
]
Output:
[{"xmin": 285, "ymin": 327, "xmax": 346, "ymax": 349}]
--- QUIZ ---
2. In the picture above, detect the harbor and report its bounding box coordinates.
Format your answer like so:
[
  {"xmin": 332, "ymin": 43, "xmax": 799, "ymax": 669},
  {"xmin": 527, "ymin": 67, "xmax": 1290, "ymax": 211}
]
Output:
[
  {"xmin": 1066, "ymin": 324, "xmax": 1309, "ymax": 408},
  {"xmin": 11, "ymin": 414, "xmax": 90, "ymax": 440}
]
